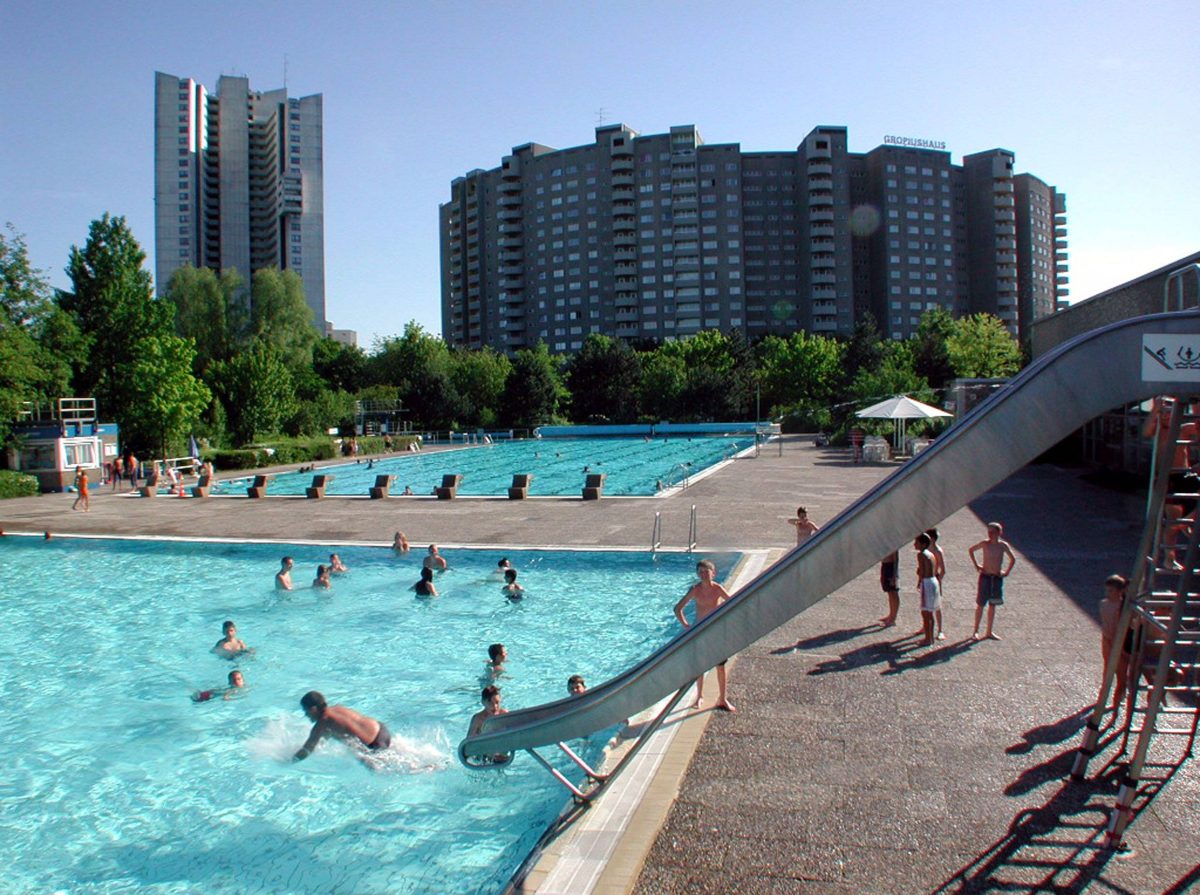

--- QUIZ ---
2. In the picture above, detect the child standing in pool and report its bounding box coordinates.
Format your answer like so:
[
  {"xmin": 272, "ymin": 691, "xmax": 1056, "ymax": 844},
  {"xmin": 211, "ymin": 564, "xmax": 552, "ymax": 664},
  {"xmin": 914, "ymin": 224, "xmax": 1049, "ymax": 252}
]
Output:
[{"xmin": 502, "ymin": 568, "xmax": 524, "ymax": 599}]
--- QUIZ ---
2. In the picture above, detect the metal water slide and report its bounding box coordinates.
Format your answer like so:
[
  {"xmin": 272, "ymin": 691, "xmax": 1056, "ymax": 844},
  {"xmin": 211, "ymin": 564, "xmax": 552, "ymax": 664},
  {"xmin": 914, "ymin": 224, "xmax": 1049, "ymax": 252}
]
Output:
[{"xmin": 460, "ymin": 311, "xmax": 1200, "ymax": 764}]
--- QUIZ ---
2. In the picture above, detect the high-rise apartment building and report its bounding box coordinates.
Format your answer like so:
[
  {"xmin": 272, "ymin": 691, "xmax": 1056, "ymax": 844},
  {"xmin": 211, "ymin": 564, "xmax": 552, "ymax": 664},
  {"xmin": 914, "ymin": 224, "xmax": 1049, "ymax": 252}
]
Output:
[
  {"xmin": 440, "ymin": 125, "xmax": 1067, "ymax": 353},
  {"xmin": 154, "ymin": 72, "xmax": 326, "ymax": 328}
]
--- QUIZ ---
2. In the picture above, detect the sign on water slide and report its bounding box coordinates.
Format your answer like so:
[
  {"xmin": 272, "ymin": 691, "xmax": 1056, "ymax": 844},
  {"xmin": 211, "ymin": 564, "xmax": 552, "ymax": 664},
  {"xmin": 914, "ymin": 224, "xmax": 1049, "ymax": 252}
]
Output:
[{"xmin": 1142, "ymin": 335, "xmax": 1200, "ymax": 381}]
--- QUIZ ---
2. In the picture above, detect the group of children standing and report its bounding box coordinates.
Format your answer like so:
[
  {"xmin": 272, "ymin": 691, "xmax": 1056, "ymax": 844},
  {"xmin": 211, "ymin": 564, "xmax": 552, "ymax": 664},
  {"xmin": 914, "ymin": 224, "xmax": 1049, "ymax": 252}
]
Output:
[{"xmin": 893, "ymin": 521, "xmax": 1017, "ymax": 646}]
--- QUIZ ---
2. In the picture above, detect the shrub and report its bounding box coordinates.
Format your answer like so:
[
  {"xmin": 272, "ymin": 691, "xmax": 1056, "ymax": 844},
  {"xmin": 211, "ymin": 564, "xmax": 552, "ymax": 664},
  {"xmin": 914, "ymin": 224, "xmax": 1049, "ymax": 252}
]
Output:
[
  {"xmin": 210, "ymin": 449, "xmax": 263, "ymax": 471},
  {"xmin": 0, "ymin": 469, "xmax": 40, "ymax": 499}
]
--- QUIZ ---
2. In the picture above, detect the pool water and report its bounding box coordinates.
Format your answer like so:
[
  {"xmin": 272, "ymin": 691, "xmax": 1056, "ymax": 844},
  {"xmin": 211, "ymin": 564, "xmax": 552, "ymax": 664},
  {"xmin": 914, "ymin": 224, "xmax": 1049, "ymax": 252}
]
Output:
[
  {"xmin": 209, "ymin": 436, "xmax": 754, "ymax": 497},
  {"xmin": 0, "ymin": 535, "xmax": 737, "ymax": 895}
]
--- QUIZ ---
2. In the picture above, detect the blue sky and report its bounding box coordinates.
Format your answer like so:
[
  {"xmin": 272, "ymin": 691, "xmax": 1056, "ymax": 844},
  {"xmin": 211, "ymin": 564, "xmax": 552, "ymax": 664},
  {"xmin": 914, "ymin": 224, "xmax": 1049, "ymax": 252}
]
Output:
[{"xmin": 2, "ymin": 1, "xmax": 1196, "ymax": 349}]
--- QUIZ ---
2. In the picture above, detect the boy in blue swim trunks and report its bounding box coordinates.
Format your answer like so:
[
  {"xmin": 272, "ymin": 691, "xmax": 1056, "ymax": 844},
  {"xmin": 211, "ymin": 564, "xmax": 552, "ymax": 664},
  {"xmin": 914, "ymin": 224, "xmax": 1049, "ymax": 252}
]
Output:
[{"xmin": 969, "ymin": 521, "xmax": 1016, "ymax": 640}]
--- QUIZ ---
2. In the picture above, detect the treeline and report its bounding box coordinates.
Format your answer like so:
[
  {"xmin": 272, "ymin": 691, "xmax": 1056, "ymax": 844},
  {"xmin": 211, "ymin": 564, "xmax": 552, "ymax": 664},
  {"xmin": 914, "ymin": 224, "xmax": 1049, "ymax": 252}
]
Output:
[{"xmin": 0, "ymin": 215, "xmax": 1023, "ymax": 458}]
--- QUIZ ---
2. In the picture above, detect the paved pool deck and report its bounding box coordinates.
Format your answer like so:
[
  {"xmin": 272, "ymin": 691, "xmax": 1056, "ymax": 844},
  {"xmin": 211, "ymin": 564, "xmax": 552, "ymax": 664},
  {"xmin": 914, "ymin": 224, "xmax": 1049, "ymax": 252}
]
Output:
[{"xmin": 2, "ymin": 438, "xmax": 1196, "ymax": 894}]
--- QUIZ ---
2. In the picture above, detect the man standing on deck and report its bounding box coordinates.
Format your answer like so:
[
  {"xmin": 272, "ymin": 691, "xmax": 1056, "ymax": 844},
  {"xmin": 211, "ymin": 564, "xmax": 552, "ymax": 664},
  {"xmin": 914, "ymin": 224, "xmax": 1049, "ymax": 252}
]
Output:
[{"xmin": 969, "ymin": 522, "xmax": 1017, "ymax": 640}]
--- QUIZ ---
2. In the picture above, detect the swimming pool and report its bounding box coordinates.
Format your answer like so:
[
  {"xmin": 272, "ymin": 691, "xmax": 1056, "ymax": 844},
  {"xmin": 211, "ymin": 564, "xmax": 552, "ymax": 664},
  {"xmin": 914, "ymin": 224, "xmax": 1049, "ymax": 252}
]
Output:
[
  {"xmin": 208, "ymin": 436, "xmax": 754, "ymax": 497},
  {"xmin": 0, "ymin": 534, "xmax": 737, "ymax": 894}
]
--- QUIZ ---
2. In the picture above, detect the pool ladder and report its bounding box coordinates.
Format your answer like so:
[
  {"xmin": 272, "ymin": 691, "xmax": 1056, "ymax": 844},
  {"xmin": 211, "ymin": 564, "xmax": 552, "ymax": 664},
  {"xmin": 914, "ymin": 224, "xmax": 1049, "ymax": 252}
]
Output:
[{"xmin": 651, "ymin": 506, "xmax": 698, "ymax": 553}]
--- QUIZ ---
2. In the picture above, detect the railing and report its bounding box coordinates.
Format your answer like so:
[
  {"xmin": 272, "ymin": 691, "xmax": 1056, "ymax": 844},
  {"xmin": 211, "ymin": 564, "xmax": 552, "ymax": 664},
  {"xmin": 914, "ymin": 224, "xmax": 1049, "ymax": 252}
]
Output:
[
  {"xmin": 651, "ymin": 512, "xmax": 662, "ymax": 553},
  {"xmin": 687, "ymin": 505, "xmax": 697, "ymax": 552},
  {"xmin": 665, "ymin": 462, "xmax": 691, "ymax": 490}
]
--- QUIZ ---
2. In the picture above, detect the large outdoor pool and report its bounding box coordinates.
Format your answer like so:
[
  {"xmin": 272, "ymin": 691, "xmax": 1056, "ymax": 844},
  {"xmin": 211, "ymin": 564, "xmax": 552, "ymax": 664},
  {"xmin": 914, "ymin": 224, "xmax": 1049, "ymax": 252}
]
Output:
[
  {"xmin": 209, "ymin": 436, "xmax": 754, "ymax": 497},
  {"xmin": 0, "ymin": 534, "xmax": 737, "ymax": 894}
]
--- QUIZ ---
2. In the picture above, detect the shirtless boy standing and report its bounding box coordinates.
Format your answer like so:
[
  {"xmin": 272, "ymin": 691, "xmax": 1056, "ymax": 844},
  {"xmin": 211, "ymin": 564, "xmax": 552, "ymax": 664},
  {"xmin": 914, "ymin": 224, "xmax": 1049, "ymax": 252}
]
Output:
[
  {"xmin": 673, "ymin": 559, "xmax": 736, "ymax": 711},
  {"xmin": 294, "ymin": 691, "xmax": 391, "ymax": 761},
  {"xmin": 788, "ymin": 507, "xmax": 820, "ymax": 546},
  {"xmin": 968, "ymin": 521, "xmax": 1017, "ymax": 640},
  {"xmin": 913, "ymin": 534, "xmax": 940, "ymax": 646}
]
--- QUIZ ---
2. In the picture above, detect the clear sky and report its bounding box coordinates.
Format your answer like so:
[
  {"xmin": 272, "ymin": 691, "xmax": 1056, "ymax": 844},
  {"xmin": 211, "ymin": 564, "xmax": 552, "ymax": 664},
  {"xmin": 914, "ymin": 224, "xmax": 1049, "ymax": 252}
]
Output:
[{"xmin": 2, "ymin": 1, "xmax": 1196, "ymax": 349}]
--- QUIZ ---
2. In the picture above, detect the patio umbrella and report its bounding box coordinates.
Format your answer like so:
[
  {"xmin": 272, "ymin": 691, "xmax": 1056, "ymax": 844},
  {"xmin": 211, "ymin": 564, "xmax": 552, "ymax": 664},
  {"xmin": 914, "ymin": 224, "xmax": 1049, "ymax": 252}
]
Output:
[
  {"xmin": 855, "ymin": 395, "xmax": 951, "ymax": 452},
  {"xmin": 188, "ymin": 434, "xmax": 201, "ymax": 462}
]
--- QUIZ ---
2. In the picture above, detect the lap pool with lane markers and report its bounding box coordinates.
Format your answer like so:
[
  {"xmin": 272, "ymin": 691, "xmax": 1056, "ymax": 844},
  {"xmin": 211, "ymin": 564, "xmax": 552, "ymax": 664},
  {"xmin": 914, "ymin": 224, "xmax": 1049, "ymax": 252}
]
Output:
[
  {"xmin": 208, "ymin": 435, "xmax": 754, "ymax": 497},
  {"xmin": 0, "ymin": 534, "xmax": 738, "ymax": 895}
]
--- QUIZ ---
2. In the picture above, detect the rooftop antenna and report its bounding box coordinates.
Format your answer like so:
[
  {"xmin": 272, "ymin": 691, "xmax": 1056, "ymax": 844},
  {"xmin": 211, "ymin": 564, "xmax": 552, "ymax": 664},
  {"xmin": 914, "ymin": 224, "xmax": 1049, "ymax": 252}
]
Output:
[{"xmin": 595, "ymin": 107, "xmax": 608, "ymax": 126}]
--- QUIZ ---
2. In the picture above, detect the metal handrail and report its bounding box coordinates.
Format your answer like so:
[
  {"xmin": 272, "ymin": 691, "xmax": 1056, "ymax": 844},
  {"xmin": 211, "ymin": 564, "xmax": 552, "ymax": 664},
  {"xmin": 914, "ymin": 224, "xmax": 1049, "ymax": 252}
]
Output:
[
  {"xmin": 687, "ymin": 505, "xmax": 697, "ymax": 552},
  {"xmin": 651, "ymin": 512, "xmax": 662, "ymax": 553},
  {"xmin": 1163, "ymin": 263, "xmax": 1200, "ymax": 312}
]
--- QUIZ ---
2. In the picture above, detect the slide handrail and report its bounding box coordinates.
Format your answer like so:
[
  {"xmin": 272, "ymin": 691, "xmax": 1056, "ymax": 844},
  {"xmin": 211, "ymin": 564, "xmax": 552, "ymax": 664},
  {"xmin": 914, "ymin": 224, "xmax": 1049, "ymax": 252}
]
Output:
[{"xmin": 460, "ymin": 311, "xmax": 1200, "ymax": 762}]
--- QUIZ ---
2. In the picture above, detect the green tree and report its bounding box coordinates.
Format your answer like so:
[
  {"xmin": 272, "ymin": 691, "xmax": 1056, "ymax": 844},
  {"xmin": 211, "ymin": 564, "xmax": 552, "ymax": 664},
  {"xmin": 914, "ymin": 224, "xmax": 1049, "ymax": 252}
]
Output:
[
  {"xmin": 674, "ymin": 329, "xmax": 756, "ymax": 420},
  {"xmin": 164, "ymin": 265, "xmax": 245, "ymax": 372},
  {"xmin": 449, "ymin": 347, "xmax": 511, "ymax": 427},
  {"xmin": 0, "ymin": 226, "xmax": 64, "ymax": 440},
  {"xmin": 121, "ymin": 335, "xmax": 212, "ymax": 457},
  {"xmin": 755, "ymin": 331, "xmax": 845, "ymax": 414},
  {"xmin": 249, "ymin": 268, "xmax": 317, "ymax": 370},
  {"xmin": 499, "ymin": 343, "xmax": 565, "ymax": 429},
  {"xmin": 0, "ymin": 223, "xmax": 54, "ymax": 326},
  {"xmin": 367, "ymin": 321, "xmax": 450, "ymax": 391},
  {"xmin": 637, "ymin": 345, "xmax": 687, "ymax": 421},
  {"xmin": 60, "ymin": 214, "xmax": 172, "ymax": 406},
  {"xmin": 210, "ymin": 343, "xmax": 297, "ymax": 444},
  {"xmin": 947, "ymin": 314, "xmax": 1022, "ymax": 379},
  {"xmin": 843, "ymin": 311, "xmax": 885, "ymax": 385},
  {"xmin": 911, "ymin": 307, "xmax": 957, "ymax": 390},
  {"xmin": 565, "ymin": 334, "xmax": 643, "ymax": 423},
  {"xmin": 313, "ymin": 337, "xmax": 367, "ymax": 394}
]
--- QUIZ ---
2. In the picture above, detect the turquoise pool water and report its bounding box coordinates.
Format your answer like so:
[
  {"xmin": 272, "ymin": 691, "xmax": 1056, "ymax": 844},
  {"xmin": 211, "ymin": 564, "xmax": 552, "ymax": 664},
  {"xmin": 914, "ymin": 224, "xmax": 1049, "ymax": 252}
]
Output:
[
  {"xmin": 0, "ymin": 535, "xmax": 737, "ymax": 894},
  {"xmin": 209, "ymin": 436, "xmax": 753, "ymax": 497}
]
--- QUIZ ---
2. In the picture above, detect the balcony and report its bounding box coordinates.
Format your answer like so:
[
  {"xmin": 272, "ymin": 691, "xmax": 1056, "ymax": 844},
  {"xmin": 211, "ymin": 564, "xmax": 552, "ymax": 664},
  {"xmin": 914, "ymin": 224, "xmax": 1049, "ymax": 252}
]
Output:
[
  {"xmin": 501, "ymin": 290, "xmax": 524, "ymax": 303},
  {"xmin": 615, "ymin": 309, "xmax": 638, "ymax": 321},
  {"xmin": 610, "ymin": 140, "xmax": 633, "ymax": 156},
  {"xmin": 498, "ymin": 208, "xmax": 521, "ymax": 221},
  {"xmin": 993, "ymin": 181, "xmax": 1014, "ymax": 193},
  {"xmin": 614, "ymin": 294, "xmax": 639, "ymax": 307},
  {"xmin": 811, "ymin": 255, "xmax": 835, "ymax": 269},
  {"xmin": 498, "ymin": 194, "xmax": 521, "ymax": 207},
  {"xmin": 612, "ymin": 173, "xmax": 634, "ymax": 187},
  {"xmin": 613, "ymin": 216, "xmax": 636, "ymax": 232},
  {"xmin": 811, "ymin": 238, "xmax": 835, "ymax": 251},
  {"xmin": 614, "ymin": 233, "xmax": 636, "ymax": 247},
  {"xmin": 810, "ymin": 209, "xmax": 834, "ymax": 223},
  {"xmin": 616, "ymin": 324, "xmax": 639, "ymax": 337},
  {"xmin": 611, "ymin": 157, "xmax": 634, "ymax": 173},
  {"xmin": 500, "ymin": 263, "xmax": 523, "ymax": 276},
  {"xmin": 812, "ymin": 285, "xmax": 837, "ymax": 298},
  {"xmin": 996, "ymin": 253, "xmax": 1017, "ymax": 264},
  {"xmin": 1056, "ymin": 261, "xmax": 1069, "ymax": 271},
  {"xmin": 994, "ymin": 209, "xmax": 1015, "ymax": 222},
  {"xmin": 812, "ymin": 318, "xmax": 838, "ymax": 332},
  {"xmin": 614, "ymin": 247, "xmax": 636, "ymax": 261},
  {"xmin": 1055, "ymin": 239, "xmax": 1068, "ymax": 250},
  {"xmin": 994, "ymin": 196, "xmax": 1015, "ymax": 208},
  {"xmin": 615, "ymin": 262, "xmax": 637, "ymax": 276},
  {"xmin": 812, "ymin": 271, "xmax": 837, "ymax": 285},
  {"xmin": 807, "ymin": 161, "xmax": 833, "ymax": 175},
  {"xmin": 613, "ymin": 186, "xmax": 635, "ymax": 201},
  {"xmin": 811, "ymin": 224, "xmax": 835, "ymax": 237},
  {"xmin": 616, "ymin": 277, "xmax": 638, "ymax": 289}
]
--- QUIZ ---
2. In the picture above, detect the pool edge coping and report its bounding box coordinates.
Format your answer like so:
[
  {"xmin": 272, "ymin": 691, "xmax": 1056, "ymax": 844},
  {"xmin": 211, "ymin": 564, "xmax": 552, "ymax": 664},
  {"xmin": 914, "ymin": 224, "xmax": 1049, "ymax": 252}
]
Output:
[{"xmin": 511, "ymin": 548, "xmax": 775, "ymax": 895}]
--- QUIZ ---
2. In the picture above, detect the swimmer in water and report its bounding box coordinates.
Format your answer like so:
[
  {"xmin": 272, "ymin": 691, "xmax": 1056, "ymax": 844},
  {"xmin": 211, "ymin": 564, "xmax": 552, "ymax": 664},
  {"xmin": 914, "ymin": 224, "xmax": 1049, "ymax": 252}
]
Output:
[
  {"xmin": 329, "ymin": 553, "xmax": 348, "ymax": 574},
  {"xmin": 413, "ymin": 566, "xmax": 438, "ymax": 597},
  {"xmin": 402, "ymin": 485, "xmax": 414, "ymax": 496},
  {"xmin": 467, "ymin": 685, "xmax": 511, "ymax": 764},
  {"xmin": 313, "ymin": 564, "xmax": 332, "ymax": 589},
  {"xmin": 501, "ymin": 568, "xmax": 524, "ymax": 600},
  {"xmin": 491, "ymin": 557, "xmax": 513, "ymax": 578},
  {"xmin": 486, "ymin": 643, "xmax": 507, "ymax": 679},
  {"xmin": 567, "ymin": 674, "xmax": 587, "ymax": 696},
  {"xmin": 212, "ymin": 620, "xmax": 251, "ymax": 659},
  {"xmin": 392, "ymin": 531, "xmax": 410, "ymax": 553},
  {"xmin": 293, "ymin": 691, "xmax": 391, "ymax": 762},
  {"xmin": 276, "ymin": 556, "xmax": 294, "ymax": 591},
  {"xmin": 423, "ymin": 544, "xmax": 448, "ymax": 572},
  {"xmin": 193, "ymin": 669, "xmax": 246, "ymax": 702}
]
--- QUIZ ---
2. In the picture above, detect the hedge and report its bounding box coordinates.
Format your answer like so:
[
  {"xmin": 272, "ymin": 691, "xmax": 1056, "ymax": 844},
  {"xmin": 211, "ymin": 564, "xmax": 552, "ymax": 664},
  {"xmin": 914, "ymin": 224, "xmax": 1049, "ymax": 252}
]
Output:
[
  {"xmin": 207, "ymin": 435, "xmax": 418, "ymax": 471},
  {"xmin": 0, "ymin": 469, "xmax": 39, "ymax": 499}
]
